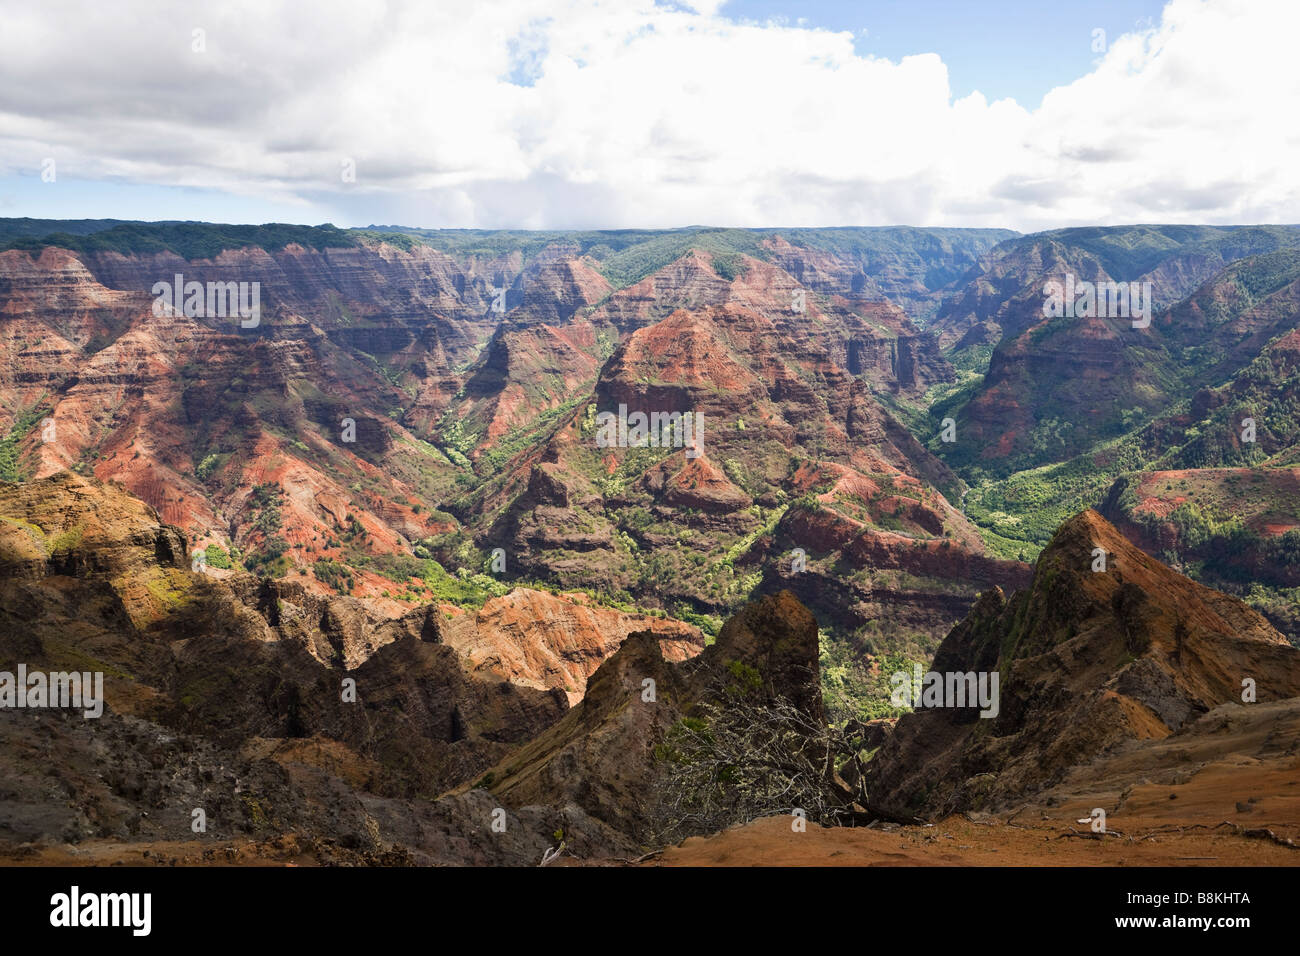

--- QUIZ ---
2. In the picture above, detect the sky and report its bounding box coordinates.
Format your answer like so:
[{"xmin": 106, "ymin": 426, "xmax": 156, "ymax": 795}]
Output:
[{"xmin": 0, "ymin": 0, "xmax": 1295, "ymax": 232}]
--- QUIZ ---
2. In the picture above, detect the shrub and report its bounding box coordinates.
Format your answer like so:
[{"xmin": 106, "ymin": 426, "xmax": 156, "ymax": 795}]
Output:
[{"xmin": 651, "ymin": 684, "xmax": 858, "ymax": 844}]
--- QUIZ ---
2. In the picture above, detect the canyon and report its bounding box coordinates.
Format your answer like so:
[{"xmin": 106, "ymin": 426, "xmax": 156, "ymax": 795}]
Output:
[{"xmin": 1, "ymin": 219, "xmax": 1299, "ymax": 865}]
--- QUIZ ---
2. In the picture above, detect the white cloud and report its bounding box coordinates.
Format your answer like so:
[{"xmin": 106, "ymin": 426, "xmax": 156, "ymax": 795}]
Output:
[{"xmin": 0, "ymin": 0, "xmax": 1297, "ymax": 229}]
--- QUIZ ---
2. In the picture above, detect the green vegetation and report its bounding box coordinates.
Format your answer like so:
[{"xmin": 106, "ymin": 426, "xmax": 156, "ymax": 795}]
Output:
[
  {"xmin": 376, "ymin": 225, "xmax": 1010, "ymax": 300},
  {"xmin": 989, "ymin": 224, "xmax": 1300, "ymax": 283},
  {"xmin": 345, "ymin": 548, "xmax": 512, "ymax": 606},
  {"xmin": 248, "ymin": 483, "xmax": 284, "ymax": 536},
  {"xmin": 709, "ymin": 252, "xmax": 748, "ymax": 281},
  {"xmin": 962, "ymin": 441, "xmax": 1148, "ymax": 548},
  {"xmin": 194, "ymin": 452, "xmax": 230, "ymax": 483},
  {"xmin": 244, "ymin": 537, "xmax": 290, "ymax": 578},
  {"xmin": 474, "ymin": 395, "xmax": 587, "ymax": 475},
  {"xmin": 673, "ymin": 605, "xmax": 723, "ymax": 640},
  {"xmin": 0, "ymin": 406, "xmax": 48, "ymax": 482},
  {"xmin": 143, "ymin": 567, "xmax": 194, "ymax": 608},
  {"xmin": 1, "ymin": 222, "xmax": 368, "ymax": 259},
  {"xmin": 0, "ymin": 217, "xmax": 140, "ymax": 244},
  {"xmin": 47, "ymin": 524, "xmax": 85, "ymax": 554},
  {"xmin": 312, "ymin": 557, "xmax": 354, "ymax": 594},
  {"xmin": 597, "ymin": 228, "xmax": 765, "ymax": 287},
  {"xmin": 820, "ymin": 631, "xmax": 928, "ymax": 724}
]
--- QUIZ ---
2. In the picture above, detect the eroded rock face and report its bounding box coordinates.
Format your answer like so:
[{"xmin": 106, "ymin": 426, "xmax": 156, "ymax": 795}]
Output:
[
  {"xmin": 759, "ymin": 231, "xmax": 1014, "ymax": 324},
  {"xmin": 0, "ymin": 240, "xmax": 500, "ymax": 609},
  {"xmin": 0, "ymin": 471, "xmax": 187, "ymax": 580},
  {"xmin": 933, "ymin": 239, "xmax": 1300, "ymax": 478},
  {"xmin": 764, "ymin": 492, "xmax": 1031, "ymax": 640},
  {"xmin": 440, "ymin": 587, "xmax": 704, "ymax": 705},
  {"xmin": 480, "ymin": 279, "xmax": 1002, "ymax": 648},
  {"xmin": 479, "ymin": 590, "xmax": 826, "ymax": 845},
  {"xmin": 0, "ymin": 472, "xmax": 733, "ymax": 862},
  {"xmin": 0, "ymin": 474, "xmax": 569, "ymax": 816},
  {"xmin": 0, "ymin": 232, "xmax": 993, "ymax": 659},
  {"xmin": 862, "ymin": 510, "xmax": 1300, "ymax": 821},
  {"xmin": 1099, "ymin": 466, "xmax": 1300, "ymax": 592}
]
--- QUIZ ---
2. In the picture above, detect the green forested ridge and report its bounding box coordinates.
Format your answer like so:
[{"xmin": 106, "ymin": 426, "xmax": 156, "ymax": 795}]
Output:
[{"xmin": 2, "ymin": 221, "xmax": 370, "ymax": 258}]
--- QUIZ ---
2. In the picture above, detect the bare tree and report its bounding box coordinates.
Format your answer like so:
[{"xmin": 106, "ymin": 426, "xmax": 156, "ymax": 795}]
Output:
[{"xmin": 651, "ymin": 681, "xmax": 860, "ymax": 844}]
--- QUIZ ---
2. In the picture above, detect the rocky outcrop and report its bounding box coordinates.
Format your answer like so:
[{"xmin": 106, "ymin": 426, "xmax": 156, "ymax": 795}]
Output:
[
  {"xmin": 0, "ymin": 473, "xmax": 745, "ymax": 862},
  {"xmin": 862, "ymin": 510, "xmax": 1300, "ymax": 821},
  {"xmin": 646, "ymin": 457, "xmax": 752, "ymax": 513},
  {"xmin": 760, "ymin": 229, "xmax": 1014, "ymax": 323},
  {"xmin": 0, "ymin": 471, "xmax": 187, "ymax": 579},
  {"xmin": 477, "ymin": 590, "xmax": 826, "ymax": 845},
  {"xmin": 0, "ymin": 474, "xmax": 569, "ymax": 808},
  {"xmin": 592, "ymin": 249, "xmax": 733, "ymax": 331},
  {"xmin": 934, "ymin": 242, "xmax": 1300, "ymax": 476},
  {"xmin": 439, "ymin": 587, "xmax": 704, "ymax": 704},
  {"xmin": 766, "ymin": 499, "xmax": 1030, "ymax": 642}
]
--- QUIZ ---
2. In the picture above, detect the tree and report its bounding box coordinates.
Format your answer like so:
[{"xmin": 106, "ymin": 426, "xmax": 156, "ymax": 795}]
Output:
[{"xmin": 651, "ymin": 670, "xmax": 859, "ymax": 844}]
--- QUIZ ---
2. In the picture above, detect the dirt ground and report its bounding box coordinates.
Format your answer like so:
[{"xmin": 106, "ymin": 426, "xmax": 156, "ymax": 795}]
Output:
[
  {"xmin": 651, "ymin": 812, "xmax": 1298, "ymax": 866},
  {"xmin": 0, "ymin": 835, "xmax": 320, "ymax": 867},
  {"xmin": 4, "ymin": 709, "xmax": 1297, "ymax": 868},
  {"xmin": 2, "ymin": 811, "xmax": 1295, "ymax": 868},
  {"xmin": 653, "ymin": 742, "xmax": 1300, "ymax": 866}
]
